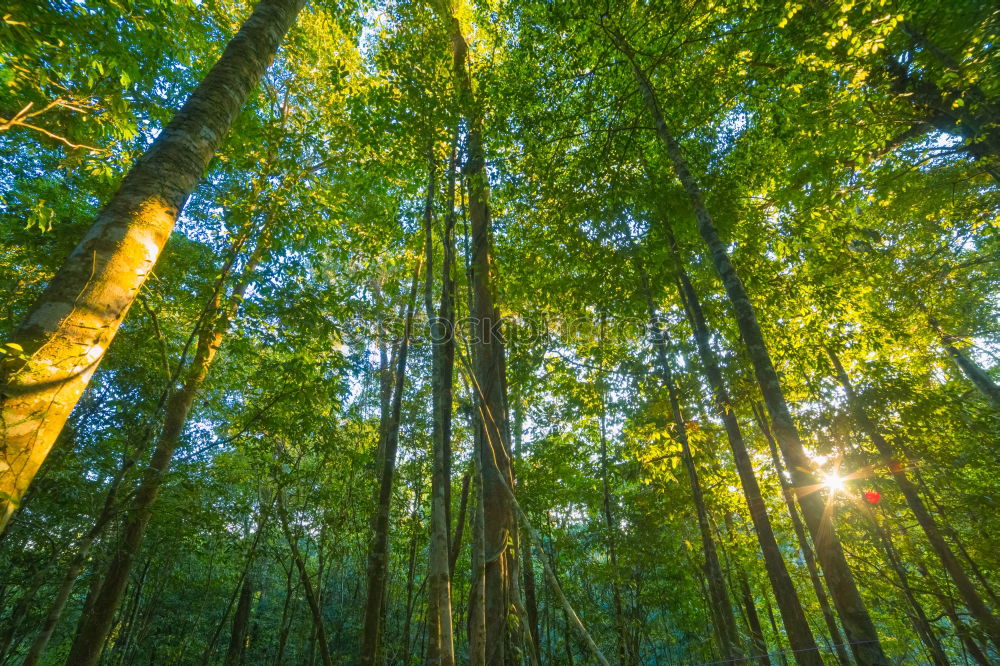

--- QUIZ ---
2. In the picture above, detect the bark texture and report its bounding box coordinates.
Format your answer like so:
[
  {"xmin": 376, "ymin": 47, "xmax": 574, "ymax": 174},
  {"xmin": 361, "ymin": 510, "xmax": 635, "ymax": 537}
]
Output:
[
  {"xmin": 224, "ymin": 577, "xmax": 254, "ymax": 666},
  {"xmin": 0, "ymin": 0, "xmax": 305, "ymax": 532},
  {"xmin": 750, "ymin": 402, "xmax": 851, "ymax": 666},
  {"xmin": 426, "ymin": 142, "xmax": 457, "ymax": 666},
  {"xmin": 928, "ymin": 315, "xmax": 1000, "ymax": 409}
]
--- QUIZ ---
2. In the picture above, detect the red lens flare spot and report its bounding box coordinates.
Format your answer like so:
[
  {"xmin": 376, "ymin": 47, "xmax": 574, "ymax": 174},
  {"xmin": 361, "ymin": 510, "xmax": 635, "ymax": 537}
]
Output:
[{"xmin": 864, "ymin": 491, "xmax": 881, "ymax": 505}]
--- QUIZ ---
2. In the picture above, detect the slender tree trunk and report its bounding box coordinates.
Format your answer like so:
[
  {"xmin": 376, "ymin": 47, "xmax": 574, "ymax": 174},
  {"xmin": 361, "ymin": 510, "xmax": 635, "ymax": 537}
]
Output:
[
  {"xmin": 642, "ymin": 287, "xmax": 742, "ymax": 662},
  {"xmin": 468, "ymin": 464, "xmax": 486, "ymax": 666},
  {"xmin": 750, "ymin": 402, "xmax": 851, "ymax": 666},
  {"xmin": 513, "ymin": 406, "xmax": 541, "ymax": 663},
  {"xmin": 913, "ymin": 469, "xmax": 1000, "ymax": 607},
  {"xmin": 224, "ymin": 577, "xmax": 254, "ymax": 666},
  {"xmin": 0, "ymin": 560, "xmax": 53, "ymax": 662},
  {"xmin": 926, "ymin": 315, "xmax": 1000, "ymax": 409},
  {"xmin": 663, "ymin": 252, "xmax": 822, "ymax": 665},
  {"xmin": 426, "ymin": 140, "xmax": 456, "ymax": 666},
  {"xmin": 597, "ymin": 385, "xmax": 630, "ymax": 666},
  {"xmin": 434, "ymin": 6, "xmax": 517, "ymax": 662},
  {"xmin": 19, "ymin": 456, "xmax": 132, "ymax": 666},
  {"xmin": 738, "ymin": 575, "xmax": 772, "ymax": 666},
  {"xmin": 943, "ymin": 597, "xmax": 992, "ymax": 666},
  {"xmin": 402, "ymin": 476, "xmax": 424, "ymax": 665},
  {"xmin": 67, "ymin": 216, "xmax": 273, "ymax": 666},
  {"xmin": 21, "ymin": 507, "xmax": 113, "ymax": 666},
  {"xmin": 521, "ymin": 520, "xmax": 541, "ymax": 662},
  {"xmin": 360, "ymin": 262, "xmax": 421, "ymax": 665},
  {"xmin": 829, "ymin": 348, "xmax": 1000, "ymax": 649},
  {"xmin": 110, "ymin": 555, "xmax": 150, "ymax": 666},
  {"xmin": 617, "ymin": 34, "xmax": 888, "ymax": 665},
  {"xmin": 277, "ymin": 490, "xmax": 333, "ymax": 666},
  {"xmin": 0, "ymin": 0, "xmax": 305, "ymax": 532},
  {"xmin": 274, "ymin": 563, "xmax": 295, "ymax": 665},
  {"xmin": 866, "ymin": 508, "xmax": 949, "ymax": 666},
  {"xmin": 527, "ymin": 511, "xmax": 611, "ymax": 666},
  {"xmin": 449, "ymin": 471, "xmax": 470, "ymax": 578},
  {"xmin": 764, "ymin": 592, "xmax": 790, "ymax": 666},
  {"xmin": 202, "ymin": 499, "xmax": 272, "ymax": 665}
]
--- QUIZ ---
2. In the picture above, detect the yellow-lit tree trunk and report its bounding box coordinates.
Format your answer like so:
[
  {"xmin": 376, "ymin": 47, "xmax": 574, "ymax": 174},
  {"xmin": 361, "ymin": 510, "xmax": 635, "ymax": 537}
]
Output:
[
  {"xmin": 66, "ymin": 217, "xmax": 275, "ymax": 666},
  {"xmin": 0, "ymin": 0, "xmax": 305, "ymax": 533}
]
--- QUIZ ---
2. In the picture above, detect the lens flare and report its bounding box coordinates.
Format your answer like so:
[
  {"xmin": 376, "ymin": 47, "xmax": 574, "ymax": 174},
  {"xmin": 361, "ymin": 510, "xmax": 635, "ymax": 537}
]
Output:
[{"xmin": 823, "ymin": 472, "xmax": 845, "ymax": 494}]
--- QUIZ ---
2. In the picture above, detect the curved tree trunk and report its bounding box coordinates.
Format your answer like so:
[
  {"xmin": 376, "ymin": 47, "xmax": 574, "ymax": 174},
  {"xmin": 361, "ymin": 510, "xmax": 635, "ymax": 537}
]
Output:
[{"xmin": 0, "ymin": 0, "xmax": 306, "ymax": 532}]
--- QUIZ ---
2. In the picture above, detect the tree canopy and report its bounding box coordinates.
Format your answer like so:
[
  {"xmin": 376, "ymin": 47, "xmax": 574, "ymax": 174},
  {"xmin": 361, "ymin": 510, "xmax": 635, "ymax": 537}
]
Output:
[{"xmin": 1, "ymin": 0, "xmax": 998, "ymax": 664}]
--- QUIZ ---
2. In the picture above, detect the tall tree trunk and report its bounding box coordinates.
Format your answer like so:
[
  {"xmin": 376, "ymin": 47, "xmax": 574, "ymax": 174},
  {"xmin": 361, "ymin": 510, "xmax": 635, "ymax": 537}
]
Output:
[
  {"xmin": 642, "ymin": 294, "xmax": 742, "ymax": 662},
  {"xmin": 926, "ymin": 315, "xmax": 1000, "ymax": 409},
  {"xmin": 277, "ymin": 490, "xmax": 334, "ymax": 666},
  {"xmin": 597, "ymin": 382, "xmax": 630, "ymax": 666},
  {"xmin": 663, "ymin": 251, "xmax": 822, "ymax": 665},
  {"xmin": 449, "ymin": 471, "xmax": 470, "ymax": 578},
  {"xmin": 829, "ymin": 347, "xmax": 1000, "ymax": 649},
  {"xmin": 0, "ymin": 0, "xmax": 305, "ymax": 532},
  {"xmin": 513, "ymin": 405, "xmax": 541, "ymax": 663},
  {"xmin": 360, "ymin": 262, "xmax": 421, "ymax": 665},
  {"xmin": 764, "ymin": 592, "xmax": 790, "ymax": 666},
  {"xmin": 738, "ymin": 574, "xmax": 772, "ymax": 666},
  {"xmin": 402, "ymin": 474, "xmax": 424, "ymax": 665},
  {"xmin": 750, "ymin": 402, "xmax": 851, "ymax": 666},
  {"xmin": 67, "ymin": 214, "xmax": 274, "ymax": 666},
  {"xmin": 468, "ymin": 463, "xmax": 486, "ymax": 666},
  {"xmin": 640, "ymin": 282, "xmax": 739, "ymax": 661},
  {"xmin": 615, "ymin": 33, "xmax": 889, "ymax": 666},
  {"xmin": 426, "ymin": 137, "xmax": 457, "ymax": 666},
  {"xmin": 434, "ymin": 6, "xmax": 517, "ymax": 662},
  {"xmin": 865, "ymin": 507, "xmax": 949, "ymax": 666},
  {"xmin": 224, "ymin": 577, "xmax": 254, "ymax": 666},
  {"xmin": 943, "ymin": 596, "xmax": 992, "ymax": 666},
  {"xmin": 20, "ymin": 470, "xmax": 123, "ymax": 666},
  {"xmin": 274, "ymin": 563, "xmax": 296, "ymax": 665}
]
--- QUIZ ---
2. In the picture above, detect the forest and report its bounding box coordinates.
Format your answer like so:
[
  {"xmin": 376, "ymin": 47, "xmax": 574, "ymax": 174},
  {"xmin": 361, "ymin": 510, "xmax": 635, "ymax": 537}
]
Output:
[{"xmin": 1, "ymin": 0, "xmax": 998, "ymax": 664}]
